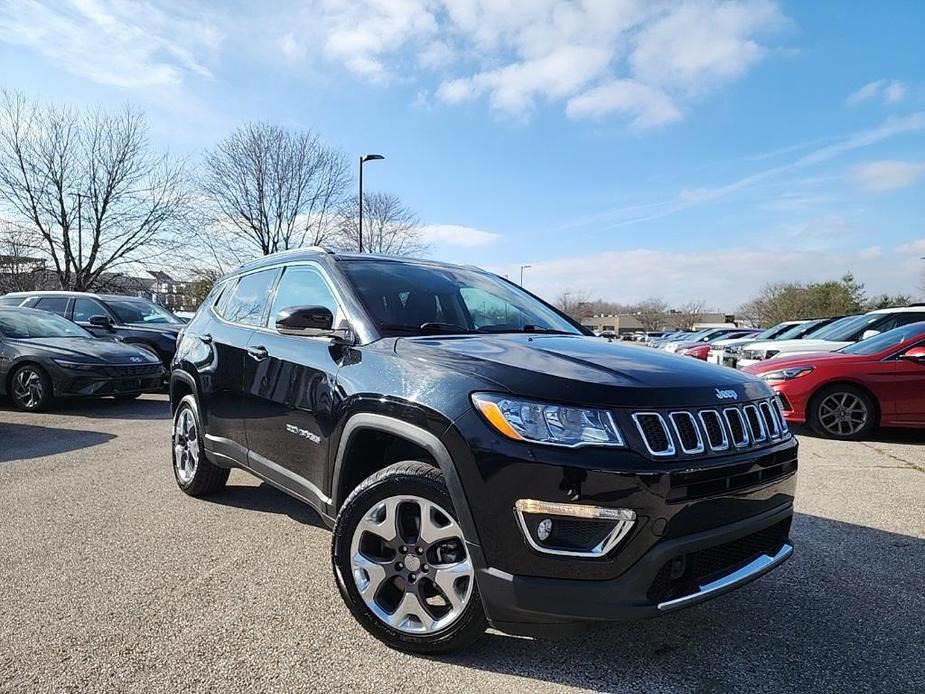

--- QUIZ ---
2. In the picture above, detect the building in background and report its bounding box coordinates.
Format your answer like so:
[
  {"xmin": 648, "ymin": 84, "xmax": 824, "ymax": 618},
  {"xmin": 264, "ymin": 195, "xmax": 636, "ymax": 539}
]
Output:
[{"xmin": 581, "ymin": 312, "xmax": 737, "ymax": 336}]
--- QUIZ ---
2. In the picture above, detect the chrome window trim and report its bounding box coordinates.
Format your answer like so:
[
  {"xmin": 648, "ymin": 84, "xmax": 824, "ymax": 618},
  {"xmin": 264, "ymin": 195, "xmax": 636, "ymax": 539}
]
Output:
[
  {"xmin": 513, "ymin": 504, "xmax": 636, "ymax": 558},
  {"xmin": 698, "ymin": 409, "xmax": 730, "ymax": 451},
  {"xmin": 743, "ymin": 404, "xmax": 768, "ymax": 443},
  {"xmin": 631, "ymin": 412, "xmax": 676, "ymax": 456},
  {"xmin": 668, "ymin": 411, "xmax": 705, "ymax": 454},
  {"xmin": 723, "ymin": 407, "xmax": 750, "ymax": 448}
]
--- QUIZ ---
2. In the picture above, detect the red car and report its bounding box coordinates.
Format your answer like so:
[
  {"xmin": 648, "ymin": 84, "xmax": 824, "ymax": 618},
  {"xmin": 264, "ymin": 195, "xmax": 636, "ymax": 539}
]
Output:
[
  {"xmin": 680, "ymin": 343, "xmax": 711, "ymax": 360},
  {"xmin": 743, "ymin": 322, "xmax": 925, "ymax": 439}
]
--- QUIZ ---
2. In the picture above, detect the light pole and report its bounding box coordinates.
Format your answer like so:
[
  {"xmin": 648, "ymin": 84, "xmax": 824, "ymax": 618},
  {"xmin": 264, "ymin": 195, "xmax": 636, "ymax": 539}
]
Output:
[
  {"xmin": 519, "ymin": 264, "xmax": 531, "ymax": 286},
  {"xmin": 358, "ymin": 154, "xmax": 384, "ymax": 253}
]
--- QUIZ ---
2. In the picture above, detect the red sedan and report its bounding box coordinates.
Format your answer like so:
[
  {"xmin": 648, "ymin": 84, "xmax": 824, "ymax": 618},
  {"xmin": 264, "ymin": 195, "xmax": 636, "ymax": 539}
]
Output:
[{"xmin": 743, "ymin": 322, "xmax": 925, "ymax": 439}]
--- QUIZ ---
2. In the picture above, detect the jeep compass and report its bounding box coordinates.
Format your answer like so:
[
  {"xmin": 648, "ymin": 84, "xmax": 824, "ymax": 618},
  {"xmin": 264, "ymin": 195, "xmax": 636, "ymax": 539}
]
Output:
[{"xmin": 169, "ymin": 249, "xmax": 797, "ymax": 654}]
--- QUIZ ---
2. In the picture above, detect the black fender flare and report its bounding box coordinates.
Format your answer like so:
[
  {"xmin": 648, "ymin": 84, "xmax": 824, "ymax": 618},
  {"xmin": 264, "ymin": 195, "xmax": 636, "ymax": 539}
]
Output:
[
  {"xmin": 329, "ymin": 413, "xmax": 481, "ymax": 547},
  {"xmin": 169, "ymin": 370, "xmax": 198, "ymax": 413}
]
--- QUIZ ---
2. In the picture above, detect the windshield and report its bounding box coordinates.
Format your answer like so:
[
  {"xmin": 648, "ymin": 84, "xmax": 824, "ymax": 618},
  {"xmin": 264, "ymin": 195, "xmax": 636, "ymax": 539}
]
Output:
[
  {"xmin": 839, "ymin": 324, "xmax": 925, "ymax": 356},
  {"xmin": 340, "ymin": 260, "xmax": 583, "ymax": 337},
  {"xmin": 107, "ymin": 299, "xmax": 181, "ymax": 325},
  {"xmin": 0, "ymin": 310, "xmax": 92, "ymax": 339},
  {"xmin": 808, "ymin": 314, "xmax": 874, "ymax": 342},
  {"xmin": 754, "ymin": 321, "xmax": 799, "ymax": 340},
  {"xmin": 775, "ymin": 319, "xmax": 826, "ymax": 340}
]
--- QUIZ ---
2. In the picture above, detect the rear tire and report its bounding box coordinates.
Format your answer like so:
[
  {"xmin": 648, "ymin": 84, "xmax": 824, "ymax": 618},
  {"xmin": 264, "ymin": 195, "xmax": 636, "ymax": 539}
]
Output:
[
  {"xmin": 172, "ymin": 394, "xmax": 229, "ymax": 495},
  {"xmin": 809, "ymin": 384, "xmax": 876, "ymax": 440},
  {"xmin": 332, "ymin": 462, "xmax": 487, "ymax": 654},
  {"xmin": 10, "ymin": 364, "xmax": 53, "ymax": 412}
]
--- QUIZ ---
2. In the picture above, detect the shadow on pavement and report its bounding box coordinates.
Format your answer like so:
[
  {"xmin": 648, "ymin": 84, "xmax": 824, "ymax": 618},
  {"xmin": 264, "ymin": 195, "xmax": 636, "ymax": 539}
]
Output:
[
  {"xmin": 204, "ymin": 482, "xmax": 327, "ymax": 529},
  {"xmin": 442, "ymin": 513, "xmax": 924, "ymax": 693},
  {"xmin": 0, "ymin": 394, "xmax": 171, "ymax": 421},
  {"xmin": 0, "ymin": 422, "xmax": 115, "ymax": 462}
]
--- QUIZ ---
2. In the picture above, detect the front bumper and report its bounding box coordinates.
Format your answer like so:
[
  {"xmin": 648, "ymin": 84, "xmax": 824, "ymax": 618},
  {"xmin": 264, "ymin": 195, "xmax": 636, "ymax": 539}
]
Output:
[
  {"xmin": 52, "ymin": 364, "xmax": 166, "ymax": 398},
  {"xmin": 475, "ymin": 502, "xmax": 793, "ymax": 636},
  {"xmin": 442, "ymin": 408, "xmax": 798, "ymax": 635}
]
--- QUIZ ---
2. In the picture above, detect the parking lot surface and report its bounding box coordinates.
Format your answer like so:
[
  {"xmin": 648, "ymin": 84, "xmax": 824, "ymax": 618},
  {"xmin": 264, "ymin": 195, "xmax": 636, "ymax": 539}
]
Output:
[{"xmin": 1, "ymin": 395, "xmax": 923, "ymax": 693}]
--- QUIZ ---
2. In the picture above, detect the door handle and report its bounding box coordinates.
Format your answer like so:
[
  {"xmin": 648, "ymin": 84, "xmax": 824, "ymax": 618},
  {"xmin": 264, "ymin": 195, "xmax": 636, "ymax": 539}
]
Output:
[
  {"xmin": 247, "ymin": 345, "xmax": 269, "ymax": 361},
  {"xmin": 199, "ymin": 333, "xmax": 213, "ymax": 344}
]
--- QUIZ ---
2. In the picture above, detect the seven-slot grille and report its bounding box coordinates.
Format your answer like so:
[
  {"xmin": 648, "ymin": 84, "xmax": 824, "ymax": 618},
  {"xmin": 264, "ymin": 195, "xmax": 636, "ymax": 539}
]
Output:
[{"xmin": 632, "ymin": 398, "xmax": 788, "ymax": 458}]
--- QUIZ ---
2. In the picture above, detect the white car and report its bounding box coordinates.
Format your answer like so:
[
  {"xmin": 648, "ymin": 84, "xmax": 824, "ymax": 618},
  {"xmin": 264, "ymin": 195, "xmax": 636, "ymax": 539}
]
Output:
[
  {"xmin": 736, "ymin": 306, "xmax": 925, "ymax": 368},
  {"xmin": 707, "ymin": 320, "xmax": 808, "ymax": 367}
]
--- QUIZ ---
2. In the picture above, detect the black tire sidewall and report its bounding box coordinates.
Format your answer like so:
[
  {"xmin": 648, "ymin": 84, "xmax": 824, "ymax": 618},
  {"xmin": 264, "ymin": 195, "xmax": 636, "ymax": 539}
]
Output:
[
  {"xmin": 172, "ymin": 394, "xmax": 205, "ymax": 490},
  {"xmin": 11, "ymin": 364, "xmax": 52, "ymax": 411},
  {"xmin": 810, "ymin": 384, "xmax": 876, "ymax": 440},
  {"xmin": 332, "ymin": 463, "xmax": 486, "ymax": 654}
]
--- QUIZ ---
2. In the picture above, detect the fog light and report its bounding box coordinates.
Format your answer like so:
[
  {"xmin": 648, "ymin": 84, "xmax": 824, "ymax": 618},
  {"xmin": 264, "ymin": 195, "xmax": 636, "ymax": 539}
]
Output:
[{"xmin": 537, "ymin": 518, "xmax": 553, "ymax": 541}]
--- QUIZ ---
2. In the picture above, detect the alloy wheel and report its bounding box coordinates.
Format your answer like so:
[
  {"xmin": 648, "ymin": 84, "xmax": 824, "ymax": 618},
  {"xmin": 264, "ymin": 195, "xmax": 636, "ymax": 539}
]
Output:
[
  {"xmin": 13, "ymin": 368, "xmax": 44, "ymax": 409},
  {"xmin": 173, "ymin": 407, "xmax": 200, "ymax": 484},
  {"xmin": 818, "ymin": 392, "xmax": 869, "ymax": 437},
  {"xmin": 349, "ymin": 495, "xmax": 474, "ymax": 635}
]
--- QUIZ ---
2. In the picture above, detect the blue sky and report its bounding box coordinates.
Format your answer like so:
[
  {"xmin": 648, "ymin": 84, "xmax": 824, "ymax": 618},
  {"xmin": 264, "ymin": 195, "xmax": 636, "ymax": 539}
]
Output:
[{"xmin": 1, "ymin": 0, "xmax": 923, "ymax": 308}]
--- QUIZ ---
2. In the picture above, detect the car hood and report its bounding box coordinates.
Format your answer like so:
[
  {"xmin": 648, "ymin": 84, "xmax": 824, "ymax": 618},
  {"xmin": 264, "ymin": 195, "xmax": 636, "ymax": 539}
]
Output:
[
  {"xmin": 395, "ymin": 333, "xmax": 773, "ymax": 408},
  {"xmin": 712, "ymin": 336, "xmax": 758, "ymax": 349},
  {"xmin": 745, "ymin": 338, "xmax": 852, "ymax": 354},
  {"xmin": 10, "ymin": 337, "xmax": 162, "ymax": 364},
  {"xmin": 745, "ymin": 351, "xmax": 868, "ymax": 374}
]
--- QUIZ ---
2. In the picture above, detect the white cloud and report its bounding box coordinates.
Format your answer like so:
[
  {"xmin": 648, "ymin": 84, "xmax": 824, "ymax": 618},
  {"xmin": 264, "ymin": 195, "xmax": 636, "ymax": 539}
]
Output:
[
  {"xmin": 421, "ymin": 224, "xmax": 500, "ymax": 247},
  {"xmin": 271, "ymin": 0, "xmax": 787, "ymax": 126},
  {"xmin": 492, "ymin": 240, "xmax": 925, "ymax": 308},
  {"xmin": 850, "ymin": 160, "xmax": 925, "ymax": 193},
  {"xmin": 0, "ymin": 0, "xmax": 221, "ymax": 88},
  {"xmin": 847, "ymin": 79, "xmax": 908, "ymax": 106},
  {"xmin": 565, "ymin": 80, "xmax": 682, "ymax": 127}
]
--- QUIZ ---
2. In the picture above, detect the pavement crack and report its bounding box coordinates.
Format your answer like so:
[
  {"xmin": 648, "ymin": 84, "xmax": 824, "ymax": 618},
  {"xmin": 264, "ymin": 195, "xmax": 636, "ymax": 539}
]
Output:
[{"xmin": 859, "ymin": 442, "xmax": 925, "ymax": 473}]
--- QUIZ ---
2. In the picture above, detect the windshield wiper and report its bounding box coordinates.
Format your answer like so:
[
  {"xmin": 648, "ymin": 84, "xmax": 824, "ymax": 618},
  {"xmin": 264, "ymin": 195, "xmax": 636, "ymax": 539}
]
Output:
[
  {"xmin": 379, "ymin": 322, "xmax": 473, "ymax": 335},
  {"xmin": 476, "ymin": 324, "xmax": 574, "ymax": 335}
]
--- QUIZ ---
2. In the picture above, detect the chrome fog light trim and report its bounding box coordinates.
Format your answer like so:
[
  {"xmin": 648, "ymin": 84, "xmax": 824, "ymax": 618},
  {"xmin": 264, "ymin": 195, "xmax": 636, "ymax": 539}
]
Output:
[{"xmin": 513, "ymin": 499, "xmax": 636, "ymax": 558}]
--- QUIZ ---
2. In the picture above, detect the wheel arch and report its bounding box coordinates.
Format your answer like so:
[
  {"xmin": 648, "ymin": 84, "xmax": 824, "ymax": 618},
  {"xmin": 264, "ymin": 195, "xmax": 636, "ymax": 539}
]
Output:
[
  {"xmin": 5, "ymin": 358, "xmax": 51, "ymax": 397},
  {"xmin": 330, "ymin": 413, "xmax": 481, "ymax": 546},
  {"xmin": 169, "ymin": 370, "xmax": 197, "ymax": 414}
]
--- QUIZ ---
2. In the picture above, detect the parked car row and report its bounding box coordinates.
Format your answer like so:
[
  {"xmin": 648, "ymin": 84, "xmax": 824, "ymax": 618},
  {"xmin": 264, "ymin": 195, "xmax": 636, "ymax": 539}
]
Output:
[
  {"xmin": 641, "ymin": 305, "xmax": 925, "ymax": 439},
  {"xmin": 0, "ymin": 291, "xmax": 185, "ymax": 410}
]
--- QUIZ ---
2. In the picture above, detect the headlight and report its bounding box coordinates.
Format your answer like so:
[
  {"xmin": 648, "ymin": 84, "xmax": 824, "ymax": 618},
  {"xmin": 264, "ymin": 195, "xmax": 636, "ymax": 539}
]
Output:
[
  {"xmin": 471, "ymin": 393, "xmax": 624, "ymax": 447},
  {"xmin": 760, "ymin": 366, "xmax": 814, "ymax": 382},
  {"xmin": 52, "ymin": 359, "xmax": 102, "ymax": 371}
]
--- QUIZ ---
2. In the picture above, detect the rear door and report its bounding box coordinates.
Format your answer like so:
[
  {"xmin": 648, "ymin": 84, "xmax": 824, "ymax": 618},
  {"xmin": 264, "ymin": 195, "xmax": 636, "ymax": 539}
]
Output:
[{"xmin": 242, "ymin": 263, "xmax": 346, "ymax": 502}]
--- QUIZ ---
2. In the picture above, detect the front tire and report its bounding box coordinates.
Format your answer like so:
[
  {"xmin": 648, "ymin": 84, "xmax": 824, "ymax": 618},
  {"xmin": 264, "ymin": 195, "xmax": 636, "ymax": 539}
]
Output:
[
  {"xmin": 809, "ymin": 384, "xmax": 876, "ymax": 440},
  {"xmin": 11, "ymin": 364, "xmax": 53, "ymax": 411},
  {"xmin": 332, "ymin": 462, "xmax": 487, "ymax": 654},
  {"xmin": 172, "ymin": 394, "xmax": 229, "ymax": 495}
]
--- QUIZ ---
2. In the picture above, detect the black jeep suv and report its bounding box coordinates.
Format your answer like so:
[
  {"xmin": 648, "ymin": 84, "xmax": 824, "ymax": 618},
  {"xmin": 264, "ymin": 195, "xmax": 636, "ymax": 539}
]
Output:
[{"xmin": 170, "ymin": 249, "xmax": 797, "ymax": 654}]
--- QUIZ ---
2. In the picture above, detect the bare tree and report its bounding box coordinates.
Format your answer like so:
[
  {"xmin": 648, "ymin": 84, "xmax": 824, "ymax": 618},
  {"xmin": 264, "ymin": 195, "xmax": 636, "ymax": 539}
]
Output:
[
  {"xmin": 634, "ymin": 297, "xmax": 669, "ymax": 331},
  {"xmin": 670, "ymin": 300, "xmax": 708, "ymax": 330},
  {"xmin": 0, "ymin": 90, "xmax": 191, "ymax": 291},
  {"xmin": 0, "ymin": 219, "xmax": 43, "ymax": 292},
  {"xmin": 336, "ymin": 192, "xmax": 427, "ymax": 256},
  {"xmin": 202, "ymin": 122, "xmax": 350, "ymax": 259},
  {"xmin": 555, "ymin": 289, "xmax": 592, "ymax": 319}
]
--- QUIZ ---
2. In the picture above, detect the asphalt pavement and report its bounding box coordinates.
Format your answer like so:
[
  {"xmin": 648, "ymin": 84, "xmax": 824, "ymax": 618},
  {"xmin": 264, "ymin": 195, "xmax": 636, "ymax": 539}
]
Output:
[{"xmin": 1, "ymin": 395, "xmax": 923, "ymax": 693}]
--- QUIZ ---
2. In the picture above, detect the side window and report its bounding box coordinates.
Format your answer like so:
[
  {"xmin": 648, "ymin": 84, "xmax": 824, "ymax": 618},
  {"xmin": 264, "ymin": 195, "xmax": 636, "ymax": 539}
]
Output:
[
  {"xmin": 213, "ymin": 279, "xmax": 237, "ymax": 318},
  {"xmin": 891, "ymin": 312, "xmax": 925, "ymax": 330},
  {"xmin": 33, "ymin": 297, "xmax": 69, "ymax": 317},
  {"xmin": 222, "ymin": 270, "xmax": 277, "ymax": 326},
  {"xmin": 460, "ymin": 287, "xmax": 527, "ymax": 329},
  {"xmin": 269, "ymin": 266, "xmax": 341, "ymax": 328},
  {"xmin": 73, "ymin": 298, "xmax": 107, "ymax": 322}
]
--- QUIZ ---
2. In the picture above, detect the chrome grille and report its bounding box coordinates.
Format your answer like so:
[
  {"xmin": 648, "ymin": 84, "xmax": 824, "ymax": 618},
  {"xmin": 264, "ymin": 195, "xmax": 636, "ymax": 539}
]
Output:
[
  {"xmin": 759, "ymin": 401, "xmax": 781, "ymax": 438},
  {"xmin": 723, "ymin": 408, "xmax": 749, "ymax": 448},
  {"xmin": 669, "ymin": 412, "xmax": 704, "ymax": 454},
  {"xmin": 698, "ymin": 410, "xmax": 729, "ymax": 451},
  {"xmin": 632, "ymin": 399, "xmax": 789, "ymax": 459},
  {"xmin": 631, "ymin": 413, "xmax": 675, "ymax": 456},
  {"xmin": 743, "ymin": 404, "xmax": 767, "ymax": 443}
]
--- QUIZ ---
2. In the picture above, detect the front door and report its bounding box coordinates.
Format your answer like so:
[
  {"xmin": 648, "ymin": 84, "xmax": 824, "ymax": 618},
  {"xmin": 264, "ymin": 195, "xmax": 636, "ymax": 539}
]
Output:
[{"xmin": 243, "ymin": 264, "xmax": 346, "ymax": 503}]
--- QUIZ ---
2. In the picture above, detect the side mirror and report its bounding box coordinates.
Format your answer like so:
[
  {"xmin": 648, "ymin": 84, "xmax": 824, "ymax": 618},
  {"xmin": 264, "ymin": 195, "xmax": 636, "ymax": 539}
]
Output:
[
  {"xmin": 861, "ymin": 329, "xmax": 880, "ymax": 340},
  {"xmin": 900, "ymin": 345, "xmax": 925, "ymax": 363},
  {"xmin": 276, "ymin": 306, "xmax": 352, "ymax": 342},
  {"xmin": 89, "ymin": 314, "xmax": 115, "ymax": 330}
]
